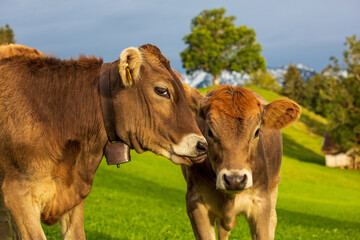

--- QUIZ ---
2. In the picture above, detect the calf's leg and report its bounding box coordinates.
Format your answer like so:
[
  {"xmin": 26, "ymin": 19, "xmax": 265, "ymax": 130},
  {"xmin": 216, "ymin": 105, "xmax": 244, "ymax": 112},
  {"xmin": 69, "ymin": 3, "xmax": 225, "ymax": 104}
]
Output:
[
  {"xmin": 216, "ymin": 218, "xmax": 231, "ymax": 240},
  {"xmin": 59, "ymin": 199, "xmax": 86, "ymax": 240},
  {"xmin": 269, "ymin": 186, "xmax": 279, "ymax": 240},
  {"xmin": 246, "ymin": 195, "xmax": 271, "ymax": 240},
  {"xmin": 0, "ymin": 193, "xmax": 11, "ymax": 240},
  {"xmin": 186, "ymin": 196, "xmax": 216, "ymax": 240}
]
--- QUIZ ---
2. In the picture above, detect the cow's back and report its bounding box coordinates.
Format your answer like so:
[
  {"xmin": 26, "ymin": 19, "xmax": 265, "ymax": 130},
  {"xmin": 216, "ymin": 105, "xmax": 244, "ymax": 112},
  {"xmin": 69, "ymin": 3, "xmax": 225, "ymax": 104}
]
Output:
[
  {"xmin": 0, "ymin": 44, "xmax": 44, "ymax": 59},
  {"xmin": 0, "ymin": 56, "xmax": 57, "ymax": 164},
  {"xmin": 0, "ymin": 55, "xmax": 104, "ymax": 177},
  {"xmin": 0, "ymin": 55, "xmax": 108, "ymax": 225},
  {"xmin": 0, "ymin": 55, "xmax": 102, "ymax": 140}
]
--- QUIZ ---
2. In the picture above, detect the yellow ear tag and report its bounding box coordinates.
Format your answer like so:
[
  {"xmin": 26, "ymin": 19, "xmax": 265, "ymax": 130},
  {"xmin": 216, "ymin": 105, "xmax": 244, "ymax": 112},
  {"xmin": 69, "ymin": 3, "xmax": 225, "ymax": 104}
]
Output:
[{"xmin": 125, "ymin": 63, "xmax": 132, "ymax": 86}]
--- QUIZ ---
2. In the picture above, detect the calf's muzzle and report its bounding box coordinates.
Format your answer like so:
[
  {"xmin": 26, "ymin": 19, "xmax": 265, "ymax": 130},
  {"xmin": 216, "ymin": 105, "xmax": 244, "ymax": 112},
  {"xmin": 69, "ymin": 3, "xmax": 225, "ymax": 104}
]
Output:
[
  {"xmin": 216, "ymin": 169, "xmax": 253, "ymax": 192},
  {"xmin": 223, "ymin": 173, "xmax": 247, "ymax": 191}
]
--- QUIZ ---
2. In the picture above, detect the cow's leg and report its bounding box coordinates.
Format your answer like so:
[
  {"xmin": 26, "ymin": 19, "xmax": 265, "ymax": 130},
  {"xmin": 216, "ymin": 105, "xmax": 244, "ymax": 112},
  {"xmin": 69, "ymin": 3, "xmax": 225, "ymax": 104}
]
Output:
[
  {"xmin": 186, "ymin": 195, "xmax": 216, "ymax": 240},
  {"xmin": 246, "ymin": 195, "xmax": 271, "ymax": 240},
  {"xmin": 269, "ymin": 186, "xmax": 278, "ymax": 240},
  {"xmin": 0, "ymin": 193, "xmax": 11, "ymax": 240},
  {"xmin": 2, "ymin": 185, "xmax": 46, "ymax": 240},
  {"xmin": 216, "ymin": 218, "xmax": 231, "ymax": 240},
  {"xmin": 59, "ymin": 199, "xmax": 86, "ymax": 240}
]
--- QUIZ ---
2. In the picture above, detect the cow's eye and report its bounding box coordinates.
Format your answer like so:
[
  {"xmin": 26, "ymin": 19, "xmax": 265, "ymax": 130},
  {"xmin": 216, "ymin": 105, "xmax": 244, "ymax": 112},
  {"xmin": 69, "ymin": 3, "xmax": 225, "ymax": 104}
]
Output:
[
  {"xmin": 155, "ymin": 87, "xmax": 170, "ymax": 99},
  {"xmin": 254, "ymin": 128, "xmax": 260, "ymax": 138}
]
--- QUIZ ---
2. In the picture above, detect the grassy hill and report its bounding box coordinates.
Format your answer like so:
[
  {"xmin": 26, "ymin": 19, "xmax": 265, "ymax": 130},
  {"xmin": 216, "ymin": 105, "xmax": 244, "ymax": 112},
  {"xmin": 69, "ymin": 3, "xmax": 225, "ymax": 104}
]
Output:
[{"xmin": 43, "ymin": 86, "xmax": 360, "ymax": 239}]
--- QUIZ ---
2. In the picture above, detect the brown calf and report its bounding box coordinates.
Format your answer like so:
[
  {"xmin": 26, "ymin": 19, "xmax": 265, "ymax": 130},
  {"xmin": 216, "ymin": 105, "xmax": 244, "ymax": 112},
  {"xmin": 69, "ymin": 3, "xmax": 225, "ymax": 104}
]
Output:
[
  {"xmin": 0, "ymin": 44, "xmax": 207, "ymax": 239},
  {"xmin": 182, "ymin": 84, "xmax": 301, "ymax": 240}
]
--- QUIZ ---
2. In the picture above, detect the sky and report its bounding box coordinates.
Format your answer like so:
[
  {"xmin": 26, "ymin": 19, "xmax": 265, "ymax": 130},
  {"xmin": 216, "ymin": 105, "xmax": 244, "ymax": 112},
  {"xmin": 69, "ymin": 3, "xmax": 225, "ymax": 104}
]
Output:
[{"xmin": 1, "ymin": 0, "xmax": 359, "ymax": 72}]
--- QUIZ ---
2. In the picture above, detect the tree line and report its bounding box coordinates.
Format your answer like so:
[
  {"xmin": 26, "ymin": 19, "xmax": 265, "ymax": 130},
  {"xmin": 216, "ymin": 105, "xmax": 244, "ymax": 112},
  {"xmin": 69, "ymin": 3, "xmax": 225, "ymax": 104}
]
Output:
[
  {"xmin": 0, "ymin": 24, "xmax": 15, "ymax": 44},
  {"xmin": 283, "ymin": 36, "xmax": 360, "ymax": 153}
]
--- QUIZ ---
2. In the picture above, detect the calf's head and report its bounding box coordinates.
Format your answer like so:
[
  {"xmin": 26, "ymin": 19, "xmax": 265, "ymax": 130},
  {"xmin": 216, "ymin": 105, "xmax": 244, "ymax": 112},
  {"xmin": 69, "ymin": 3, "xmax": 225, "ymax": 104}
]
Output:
[
  {"xmin": 183, "ymin": 84, "xmax": 301, "ymax": 192},
  {"xmin": 110, "ymin": 44, "xmax": 207, "ymax": 165}
]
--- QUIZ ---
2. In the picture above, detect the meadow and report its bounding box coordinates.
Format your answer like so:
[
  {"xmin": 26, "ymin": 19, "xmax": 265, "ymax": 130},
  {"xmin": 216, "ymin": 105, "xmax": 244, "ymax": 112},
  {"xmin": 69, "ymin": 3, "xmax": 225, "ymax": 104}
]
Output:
[{"xmin": 43, "ymin": 86, "xmax": 360, "ymax": 239}]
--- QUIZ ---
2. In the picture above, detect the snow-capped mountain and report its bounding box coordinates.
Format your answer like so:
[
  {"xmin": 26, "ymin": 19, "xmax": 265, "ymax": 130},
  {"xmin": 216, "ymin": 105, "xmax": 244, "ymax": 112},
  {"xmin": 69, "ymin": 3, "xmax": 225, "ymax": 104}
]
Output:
[
  {"xmin": 182, "ymin": 70, "xmax": 250, "ymax": 88},
  {"xmin": 267, "ymin": 63, "xmax": 317, "ymax": 84},
  {"xmin": 182, "ymin": 63, "xmax": 317, "ymax": 89}
]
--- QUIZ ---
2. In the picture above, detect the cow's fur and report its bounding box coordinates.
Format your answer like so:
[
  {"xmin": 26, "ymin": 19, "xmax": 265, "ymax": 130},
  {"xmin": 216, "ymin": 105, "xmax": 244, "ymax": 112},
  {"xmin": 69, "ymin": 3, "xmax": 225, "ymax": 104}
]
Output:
[
  {"xmin": 0, "ymin": 43, "xmax": 44, "ymax": 59},
  {"xmin": 0, "ymin": 44, "xmax": 206, "ymax": 239},
  {"xmin": 182, "ymin": 84, "xmax": 301, "ymax": 240}
]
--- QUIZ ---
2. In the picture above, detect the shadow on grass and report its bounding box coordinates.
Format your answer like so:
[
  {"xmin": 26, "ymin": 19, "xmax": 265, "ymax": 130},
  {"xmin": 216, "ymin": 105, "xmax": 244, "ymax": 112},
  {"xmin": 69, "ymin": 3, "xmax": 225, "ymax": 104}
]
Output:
[
  {"xmin": 43, "ymin": 224, "xmax": 120, "ymax": 240},
  {"xmin": 282, "ymin": 134, "xmax": 325, "ymax": 165},
  {"xmin": 277, "ymin": 208, "xmax": 359, "ymax": 230},
  {"xmin": 299, "ymin": 113, "xmax": 327, "ymax": 137},
  {"xmin": 95, "ymin": 166, "xmax": 186, "ymax": 205},
  {"xmin": 86, "ymin": 230, "xmax": 117, "ymax": 240}
]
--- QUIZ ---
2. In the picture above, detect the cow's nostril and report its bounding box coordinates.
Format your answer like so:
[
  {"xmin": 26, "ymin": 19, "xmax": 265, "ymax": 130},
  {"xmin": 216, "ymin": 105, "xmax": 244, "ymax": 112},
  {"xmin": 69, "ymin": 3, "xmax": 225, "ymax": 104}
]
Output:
[{"xmin": 196, "ymin": 141, "xmax": 208, "ymax": 155}]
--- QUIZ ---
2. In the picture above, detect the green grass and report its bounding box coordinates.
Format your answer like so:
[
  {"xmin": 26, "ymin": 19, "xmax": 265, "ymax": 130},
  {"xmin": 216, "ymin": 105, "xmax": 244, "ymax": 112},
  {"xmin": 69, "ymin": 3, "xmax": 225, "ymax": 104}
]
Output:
[{"xmin": 43, "ymin": 86, "xmax": 360, "ymax": 239}]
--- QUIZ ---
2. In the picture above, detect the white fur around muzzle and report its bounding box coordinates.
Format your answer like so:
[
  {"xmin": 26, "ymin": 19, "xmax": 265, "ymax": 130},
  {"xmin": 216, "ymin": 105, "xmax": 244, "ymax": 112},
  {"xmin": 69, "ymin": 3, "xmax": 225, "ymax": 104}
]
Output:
[{"xmin": 172, "ymin": 134, "xmax": 207, "ymax": 157}]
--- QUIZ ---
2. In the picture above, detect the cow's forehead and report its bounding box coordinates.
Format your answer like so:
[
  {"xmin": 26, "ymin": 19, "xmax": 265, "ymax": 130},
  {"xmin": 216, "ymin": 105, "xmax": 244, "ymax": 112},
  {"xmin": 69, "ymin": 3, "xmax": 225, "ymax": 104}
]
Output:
[{"xmin": 205, "ymin": 86, "xmax": 261, "ymax": 121}]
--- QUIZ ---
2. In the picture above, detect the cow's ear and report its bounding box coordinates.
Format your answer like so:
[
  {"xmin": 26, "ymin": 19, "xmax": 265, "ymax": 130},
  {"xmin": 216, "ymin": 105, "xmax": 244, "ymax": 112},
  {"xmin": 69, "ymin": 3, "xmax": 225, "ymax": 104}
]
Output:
[
  {"xmin": 263, "ymin": 98, "xmax": 301, "ymax": 130},
  {"xmin": 182, "ymin": 82, "xmax": 207, "ymax": 117},
  {"xmin": 119, "ymin": 47, "xmax": 143, "ymax": 87}
]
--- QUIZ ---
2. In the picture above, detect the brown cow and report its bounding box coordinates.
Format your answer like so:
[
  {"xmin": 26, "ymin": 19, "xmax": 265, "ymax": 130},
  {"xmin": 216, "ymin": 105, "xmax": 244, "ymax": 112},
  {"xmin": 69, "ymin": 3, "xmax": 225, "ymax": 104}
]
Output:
[
  {"xmin": 0, "ymin": 43, "xmax": 44, "ymax": 59},
  {"xmin": 0, "ymin": 44, "xmax": 207, "ymax": 239},
  {"xmin": 182, "ymin": 84, "xmax": 301, "ymax": 240}
]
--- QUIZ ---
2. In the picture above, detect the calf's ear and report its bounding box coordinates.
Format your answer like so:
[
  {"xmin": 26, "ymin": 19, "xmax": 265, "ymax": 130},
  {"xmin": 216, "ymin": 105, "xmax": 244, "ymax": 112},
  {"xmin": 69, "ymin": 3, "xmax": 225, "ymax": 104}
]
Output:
[
  {"xmin": 263, "ymin": 98, "xmax": 301, "ymax": 130},
  {"xmin": 119, "ymin": 47, "xmax": 143, "ymax": 87},
  {"xmin": 182, "ymin": 82, "xmax": 206, "ymax": 117}
]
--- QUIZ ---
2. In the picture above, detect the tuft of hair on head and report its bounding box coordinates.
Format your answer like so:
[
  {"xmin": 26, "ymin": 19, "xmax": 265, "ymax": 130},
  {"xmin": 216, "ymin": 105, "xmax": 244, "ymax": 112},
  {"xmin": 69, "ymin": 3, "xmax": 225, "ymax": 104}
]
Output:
[
  {"xmin": 139, "ymin": 44, "xmax": 171, "ymax": 71},
  {"xmin": 205, "ymin": 85, "xmax": 261, "ymax": 120}
]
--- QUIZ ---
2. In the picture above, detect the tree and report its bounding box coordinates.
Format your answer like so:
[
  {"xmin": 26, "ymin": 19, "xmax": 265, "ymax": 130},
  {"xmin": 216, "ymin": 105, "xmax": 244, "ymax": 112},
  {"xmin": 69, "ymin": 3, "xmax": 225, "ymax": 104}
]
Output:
[
  {"xmin": 180, "ymin": 8, "xmax": 265, "ymax": 86},
  {"xmin": 245, "ymin": 69, "xmax": 281, "ymax": 92},
  {"xmin": 327, "ymin": 35, "xmax": 360, "ymax": 151},
  {"xmin": 282, "ymin": 64, "xmax": 306, "ymax": 104},
  {"xmin": 304, "ymin": 73, "xmax": 336, "ymax": 117},
  {"xmin": 0, "ymin": 24, "xmax": 15, "ymax": 44}
]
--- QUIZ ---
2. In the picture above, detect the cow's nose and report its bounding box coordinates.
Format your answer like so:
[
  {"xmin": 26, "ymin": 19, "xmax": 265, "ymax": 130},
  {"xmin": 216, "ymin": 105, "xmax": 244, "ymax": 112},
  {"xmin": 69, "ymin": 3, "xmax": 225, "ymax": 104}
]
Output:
[
  {"xmin": 196, "ymin": 140, "xmax": 208, "ymax": 155},
  {"xmin": 223, "ymin": 173, "xmax": 247, "ymax": 191}
]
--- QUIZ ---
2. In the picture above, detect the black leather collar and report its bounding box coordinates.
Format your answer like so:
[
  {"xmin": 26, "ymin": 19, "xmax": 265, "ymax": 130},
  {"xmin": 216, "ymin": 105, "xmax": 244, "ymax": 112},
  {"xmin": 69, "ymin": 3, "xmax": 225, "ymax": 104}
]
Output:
[
  {"xmin": 99, "ymin": 62, "xmax": 120, "ymax": 142},
  {"xmin": 99, "ymin": 62, "xmax": 131, "ymax": 166}
]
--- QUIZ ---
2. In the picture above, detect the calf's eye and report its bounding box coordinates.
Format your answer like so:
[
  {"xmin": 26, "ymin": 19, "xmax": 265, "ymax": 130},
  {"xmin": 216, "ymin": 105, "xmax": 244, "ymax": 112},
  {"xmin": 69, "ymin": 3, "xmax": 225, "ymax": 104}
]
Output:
[{"xmin": 155, "ymin": 87, "xmax": 170, "ymax": 99}]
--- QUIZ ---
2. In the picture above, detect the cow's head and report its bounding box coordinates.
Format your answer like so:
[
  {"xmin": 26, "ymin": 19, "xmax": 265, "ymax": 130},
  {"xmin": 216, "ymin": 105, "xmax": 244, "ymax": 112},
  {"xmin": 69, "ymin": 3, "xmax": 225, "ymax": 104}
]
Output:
[
  {"xmin": 110, "ymin": 44, "xmax": 207, "ymax": 165},
  {"xmin": 183, "ymin": 84, "xmax": 301, "ymax": 192}
]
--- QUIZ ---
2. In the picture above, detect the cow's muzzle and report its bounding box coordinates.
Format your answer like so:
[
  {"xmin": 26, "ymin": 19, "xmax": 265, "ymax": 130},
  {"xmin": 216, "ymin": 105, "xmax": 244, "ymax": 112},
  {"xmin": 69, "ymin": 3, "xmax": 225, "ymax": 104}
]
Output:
[
  {"xmin": 188, "ymin": 141, "xmax": 208, "ymax": 162},
  {"xmin": 171, "ymin": 134, "xmax": 208, "ymax": 165}
]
